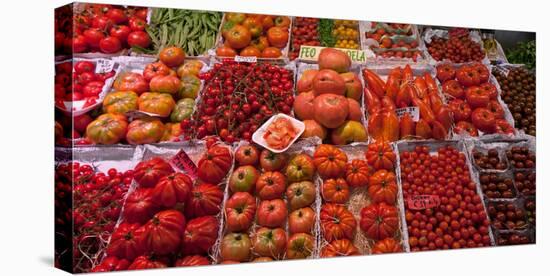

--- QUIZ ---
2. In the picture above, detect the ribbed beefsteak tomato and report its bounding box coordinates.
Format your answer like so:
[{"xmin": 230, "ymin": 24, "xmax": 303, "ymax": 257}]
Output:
[
  {"xmin": 138, "ymin": 92, "xmax": 176, "ymax": 117},
  {"xmin": 197, "ymin": 145, "xmax": 232, "ymax": 184},
  {"xmin": 256, "ymin": 171, "xmax": 287, "ymax": 200},
  {"xmin": 285, "ymin": 153, "xmax": 315, "ymax": 182},
  {"xmin": 122, "ymin": 188, "xmax": 159, "ymax": 224},
  {"xmin": 257, "ymin": 199, "xmax": 287, "ymax": 228},
  {"xmin": 225, "ymin": 192, "xmax": 257, "ymax": 232},
  {"xmin": 85, "ymin": 113, "xmax": 128, "ymax": 145},
  {"xmin": 322, "ymin": 178, "xmax": 350, "ymax": 204},
  {"xmin": 320, "ymin": 203, "xmax": 356, "ymax": 242},
  {"xmin": 313, "ymin": 144, "xmax": 348, "ymax": 179},
  {"xmin": 285, "ymin": 181, "xmax": 316, "ymax": 211},
  {"xmin": 286, "ymin": 233, "xmax": 314, "ymax": 259},
  {"xmin": 133, "ymin": 157, "xmax": 174, "ymax": 188},
  {"xmin": 91, "ymin": 256, "xmax": 130, "ymax": 272},
  {"xmin": 126, "ymin": 118, "xmax": 165, "ymax": 145},
  {"xmin": 371, "ymin": 238, "xmax": 403, "ymax": 254},
  {"xmin": 174, "ymin": 255, "xmax": 210, "ymax": 267},
  {"xmin": 368, "ymin": 170, "xmax": 398, "ymax": 205},
  {"xmin": 359, "ymin": 202, "xmax": 399, "ymax": 240},
  {"xmin": 220, "ymin": 233, "xmax": 251, "ymax": 262},
  {"xmin": 365, "ymin": 141, "xmax": 396, "ymax": 170},
  {"xmin": 140, "ymin": 210, "xmax": 186, "ymax": 255},
  {"xmin": 128, "ymin": 255, "xmax": 168, "ymax": 270},
  {"xmin": 251, "ymin": 227, "xmax": 287, "ymax": 258},
  {"xmin": 151, "ymin": 172, "xmax": 192, "ymax": 209},
  {"xmin": 185, "ymin": 183, "xmax": 224, "ymax": 218},
  {"xmin": 106, "ymin": 223, "xmax": 145, "ymax": 260},
  {"xmin": 345, "ymin": 159, "xmax": 370, "ymax": 187},
  {"xmin": 182, "ymin": 216, "xmax": 219, "ymax": 255},
  {"xmin": 103, "ymin": 91, "xmax": 138, "ymax": 115},
  {"xmin": 320, "ymin": 239, "xmax": 359, "ymax": 258}
]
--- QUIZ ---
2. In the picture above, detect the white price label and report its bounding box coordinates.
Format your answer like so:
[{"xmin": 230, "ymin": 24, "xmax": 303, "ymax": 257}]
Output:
[
  {"xmin": 234, "ymin": 56, "xmax": 257, "ymax": 63},
  {"xmin": 396, "ymin": 107, "xmax": 420, "ymax": 122},
  {"xmin": 94, "ymin": 59, "xmax": 115, "ymax": 73}
]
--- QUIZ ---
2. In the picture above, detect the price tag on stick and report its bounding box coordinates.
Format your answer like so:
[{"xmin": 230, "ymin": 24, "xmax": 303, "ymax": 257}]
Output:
[
  {"xmin": 94, "ymin": 59, "xmax": 115, "ymax": 73},
  {"xmin": 170, "ymin": 149, "xmax": 198, "ymax": 179}
]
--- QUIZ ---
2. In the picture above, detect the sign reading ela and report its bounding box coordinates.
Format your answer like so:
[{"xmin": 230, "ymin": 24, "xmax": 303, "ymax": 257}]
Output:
[
  {"xmin": 170, "ymin": 149, "xmax": 198, "ymax": 179},
  {"xmin": 298, "ymin": 45, "xmax": 369, "ymax": 63},
  {"xmin": 407, "ymin": 195, "xmax": 441, "ymax": 210}
]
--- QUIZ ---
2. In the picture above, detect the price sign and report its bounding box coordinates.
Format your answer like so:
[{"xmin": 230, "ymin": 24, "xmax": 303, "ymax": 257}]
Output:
[
  {"xmin": 396, "ymin": 106, "xmax": 420, "ymax": 121},
  {"xmin": 234, "ymin": 56, "xmax": 258, "ymax": 63},
  {"xmin": 94, "ymin": 59, "xmax": 115, "ymax": 73},
  {"xmin": 298, "ymin": 46, "xmax": 370, "ymax": 63},
  {"xmin": 407, "ymin": 195, "xmax": 441, "ymax": 210},
  {"xmin": 170, "ymin": 149, "xmax": 198, "ymax": 179}
]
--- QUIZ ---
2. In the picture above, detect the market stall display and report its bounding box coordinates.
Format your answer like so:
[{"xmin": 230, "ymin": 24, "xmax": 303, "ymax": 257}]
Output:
[{"xmin": 54, "ymin": 3, "xmax": 536, "ymax": 274}]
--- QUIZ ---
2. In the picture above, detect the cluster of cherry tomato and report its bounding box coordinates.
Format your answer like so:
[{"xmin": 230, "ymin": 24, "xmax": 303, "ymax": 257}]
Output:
[
  {"xmin": 73, "ymin": 4, "xmax": 151, "ymax": 54},
  {"xmin": 55, "ymin": 162, "xmax": 133, "ymax": 272},
  {"xmin": 427, "ymin": 28, "xmax": 486, "ymax": 63},
  {"xmin": 401, "ymin": 145, "xmax": 493, "ymax": 251},
  {"xmin": 182, "ymin": 61, "xmax": 294, "ymax": 142},
  {"xmin": 290, "ymin": 17, "xmax": 321, "ymax": 60}
]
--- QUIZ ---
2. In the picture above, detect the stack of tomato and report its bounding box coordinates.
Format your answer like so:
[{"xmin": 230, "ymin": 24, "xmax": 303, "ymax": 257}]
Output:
[
  {"xmin": 216, "ymin": 13, "xmax": 290, "ymax": 58},
  {"xmin": 54, "ymin": 5, "xmax": 73, "ymax": 55},
  {"xmin": 81, "ymin": 47, "xmax": 202, "ymax": 145},
  {"xmin": 95, "ymin": 144, "xmax": 232, "ymax": 271},
  {"xmin": 55, "ymin": 162, "xmax": 133, "ymax": 273},
  {"xmin": 400, "ymin": 144, "xmax": 493, "ymax": 251},
  {"xmin": 365, "ymin": 22, "xmax": 422, "ymax": 61},
  {"xmin": 363, "ymin": 65, "xmax": 452, "ymax": 141},
  {"xmin": 436, "ymin": 62, "xmax": 514, "ymax": 136},
  {"xmin": 56, "ymin": 60, "xmax": 117, "ymax": 111},
  {"xmin": 289, "ymin": 17, "xmax": 320, "ymax": 60},
  {"xmin": 294, "ymin": 48, "xmax": 367, "ymax": 144},
  {"xmin": 316, "ymin": 143, "xmax": 403, "ymax": 256},
  {"xmin": 220, "ymin": 144, "xmax": 317, "ymax": 263},
  {"xmin": 426, "ymin": 28, "xmax": 486, "ymax": 63},
  {"xmin": 182, "ymin": 61, "xmax": 294, "ymax": 143},
  {"xmin": 73, "ymin": 4, "xmax": 151, "ymax": 54}
]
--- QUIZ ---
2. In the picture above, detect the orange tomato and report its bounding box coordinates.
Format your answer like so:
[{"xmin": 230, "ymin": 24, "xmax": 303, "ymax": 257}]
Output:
[
  {"xmin": 251, "ymin": 36, "xmax": 269, "ymax": 52},
  {"xmin": 261, "ymin": 47, "xmax": 282, "ymax": 58},
  {"xmin": 243, "ymin": 17, "xmax": 262, "ymax": 38},
  {"xmin": 225, "ymin": 24, "xmax": 252, "ymax": 49},
  {"xmin": 159, "ymin": 46, "xmax": 186, "ymax": 67},
  {"xmin": 267, "ymin": 26, "xmax": 289, "ymax": 48},
  {"xmin": 258, "ymin": 15, "xmax": 274, "ymax": 31},
  {"xmin": 274, "ymin": 16, "xmax": 291, "ymax": 28},
  {"xmin": 216, "ymin": 46, "xmax": 237, "ymax": 57},
  {"xmin": 240, "ymin": 46, "xmax": 261, "ymax": 57}
]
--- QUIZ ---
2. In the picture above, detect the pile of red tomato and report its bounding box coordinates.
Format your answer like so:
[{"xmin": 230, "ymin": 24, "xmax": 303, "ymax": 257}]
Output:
[
  {"xmin": 72, "ymin": 4, "xmax": 151, "ymax": 54},
  {"xmin": 94, "ymin": 144, "xmax": 232, "ymax": 271}
]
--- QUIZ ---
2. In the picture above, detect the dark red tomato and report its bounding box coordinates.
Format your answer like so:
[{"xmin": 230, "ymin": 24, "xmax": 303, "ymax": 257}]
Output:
[
  {"xmin": 99, "ymin": 36, "xmax": 122, "ymax": 53},
  {"xmin": 127, "ymin": 31, "xmax": 151, "ymax": 48},
  {"xmin": 135, "ymin": 9, "xmax": 148, "ymax": 20},
  {"xmin": 74, "ymin": 61, "xmax": 95, "ymax": 74},
  {"xmin": 73, "ymin": 34, "xmax": 88, "ymax": 53},
  {"xmin": 83, "ymin": 81, "xmax": 104, "ymax": 97},
  {"xmin": 92, "ymin": 15, "xmax": 114, "ymax": 30},
  {"xmin": 83, "ymin": 28, "xmax": 105, "ymax": 48},
  {"xmin": 129, "ymin": 17, "xmax": 147, "ymax": 31},
  {"xmin": 106, "ymin": 8, "xmax": 128, "ymax": 24},
  {"xmin": 76, "ymin": 72, "xmax": 96, "ymax": 85},
  {"xmin": 110, "ymin": 25, "xmax": 131, "ymax": 44}
]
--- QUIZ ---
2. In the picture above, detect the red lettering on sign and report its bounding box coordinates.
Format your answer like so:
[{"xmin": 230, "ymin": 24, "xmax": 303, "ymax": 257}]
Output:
[
  {"xmin": 170, "ymin": 149, "xmax": 198, "ymax": 179},
  {"xmin": 407, "ymin": 195, "xmax": 441, "ymax": 210}
]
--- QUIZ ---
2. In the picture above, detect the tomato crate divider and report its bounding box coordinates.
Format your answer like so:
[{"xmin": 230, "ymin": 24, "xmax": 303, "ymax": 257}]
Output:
[{"xmin": 394, "ymin": 139, "xmax": 498, "ymax": 250}]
